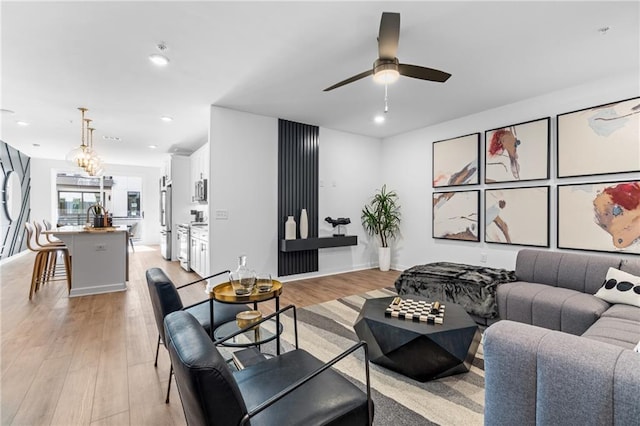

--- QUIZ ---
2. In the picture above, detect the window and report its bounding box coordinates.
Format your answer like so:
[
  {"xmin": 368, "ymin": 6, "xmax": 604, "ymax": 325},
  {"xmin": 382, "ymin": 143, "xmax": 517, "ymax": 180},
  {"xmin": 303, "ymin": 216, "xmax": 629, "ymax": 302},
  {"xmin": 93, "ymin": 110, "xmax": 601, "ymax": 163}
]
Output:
[{"xmin": 57, "ymin": 191, "xmax": 102, "ymax": 225}]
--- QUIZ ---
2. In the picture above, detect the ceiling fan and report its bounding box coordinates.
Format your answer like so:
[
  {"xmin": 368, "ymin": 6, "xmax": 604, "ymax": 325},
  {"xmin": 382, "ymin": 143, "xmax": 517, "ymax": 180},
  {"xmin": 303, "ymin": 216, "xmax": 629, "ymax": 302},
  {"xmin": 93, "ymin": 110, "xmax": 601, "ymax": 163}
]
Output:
[{"xmin": 323, "ymin": 12, "xmax": 451, "ymax": 92}]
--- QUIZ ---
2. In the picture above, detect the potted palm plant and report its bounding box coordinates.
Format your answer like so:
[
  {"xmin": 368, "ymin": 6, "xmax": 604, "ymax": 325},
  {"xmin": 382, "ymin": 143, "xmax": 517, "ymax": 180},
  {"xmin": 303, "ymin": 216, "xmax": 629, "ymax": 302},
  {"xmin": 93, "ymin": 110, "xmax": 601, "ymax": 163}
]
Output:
[{"xmin": 361, "ymin": 184, "xmax": 401, "ymax": 271}]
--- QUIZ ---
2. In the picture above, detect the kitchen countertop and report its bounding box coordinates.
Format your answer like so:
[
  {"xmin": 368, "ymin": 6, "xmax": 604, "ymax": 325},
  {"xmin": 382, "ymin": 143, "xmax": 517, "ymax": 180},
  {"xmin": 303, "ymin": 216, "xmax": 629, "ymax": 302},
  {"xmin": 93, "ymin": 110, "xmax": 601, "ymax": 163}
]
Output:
[{"xmin": 44, "ymin": 225, "xmax": 128, "ymax": 234}]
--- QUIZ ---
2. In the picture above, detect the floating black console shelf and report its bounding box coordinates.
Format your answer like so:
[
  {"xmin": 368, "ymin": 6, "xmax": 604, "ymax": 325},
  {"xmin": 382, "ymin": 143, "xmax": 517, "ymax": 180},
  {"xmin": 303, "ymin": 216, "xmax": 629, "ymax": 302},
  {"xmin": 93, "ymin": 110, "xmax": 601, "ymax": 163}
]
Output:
[{"xmin": 280, "ymin": 236, "xmax": 358, "ymax": 252}]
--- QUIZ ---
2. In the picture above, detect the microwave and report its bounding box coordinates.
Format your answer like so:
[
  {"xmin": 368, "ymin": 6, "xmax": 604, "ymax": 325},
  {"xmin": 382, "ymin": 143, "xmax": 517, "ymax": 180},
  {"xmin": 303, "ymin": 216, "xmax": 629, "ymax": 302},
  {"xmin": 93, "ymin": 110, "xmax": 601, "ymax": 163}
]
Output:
[{"xmin": 194, "ymin": 179, "xmax": 208, "ymax": 203}]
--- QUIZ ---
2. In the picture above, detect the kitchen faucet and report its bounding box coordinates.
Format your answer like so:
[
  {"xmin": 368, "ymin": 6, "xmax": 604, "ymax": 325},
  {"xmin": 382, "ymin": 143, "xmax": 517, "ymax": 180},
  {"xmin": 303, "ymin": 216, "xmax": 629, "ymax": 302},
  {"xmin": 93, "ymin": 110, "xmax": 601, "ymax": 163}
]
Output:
[{"xmin": 87, "ymin": 204, "xmax": 105, "ymax": 226}]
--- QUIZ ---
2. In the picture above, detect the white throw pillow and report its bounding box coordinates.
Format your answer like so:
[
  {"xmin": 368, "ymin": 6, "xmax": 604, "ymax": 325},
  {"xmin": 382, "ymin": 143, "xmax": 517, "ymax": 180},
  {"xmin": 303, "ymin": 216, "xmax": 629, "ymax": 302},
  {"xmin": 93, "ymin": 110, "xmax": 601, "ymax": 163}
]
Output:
[
  {"xmin": 635, "ymin": 340, "xmax": 640, "ymax": 353},
  {"xmin": 594, "ymin": 267, "xmax": 640, "ymax": 308}
]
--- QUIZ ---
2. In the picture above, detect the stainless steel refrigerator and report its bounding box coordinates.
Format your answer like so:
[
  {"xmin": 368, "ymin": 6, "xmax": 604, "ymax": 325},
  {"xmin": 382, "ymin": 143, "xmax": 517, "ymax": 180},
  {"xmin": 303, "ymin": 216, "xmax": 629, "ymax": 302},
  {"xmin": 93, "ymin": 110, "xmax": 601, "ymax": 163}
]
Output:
[{"xmin": 160, "ymin": 182, "xmax": 172, "ymax": 259}]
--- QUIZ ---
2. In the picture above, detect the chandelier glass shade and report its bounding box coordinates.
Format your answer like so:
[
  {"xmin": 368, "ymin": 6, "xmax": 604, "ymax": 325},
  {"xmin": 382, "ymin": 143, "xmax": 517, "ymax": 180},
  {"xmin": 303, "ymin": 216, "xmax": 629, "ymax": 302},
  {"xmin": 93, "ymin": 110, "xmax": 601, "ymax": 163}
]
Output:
[
  {"xmin": 85, "ymin": 127, "xmax": 104, "ymax": 176},
  {"xmin": 66, "ymin": 107, "xmax": 104, "ymax": 176}
]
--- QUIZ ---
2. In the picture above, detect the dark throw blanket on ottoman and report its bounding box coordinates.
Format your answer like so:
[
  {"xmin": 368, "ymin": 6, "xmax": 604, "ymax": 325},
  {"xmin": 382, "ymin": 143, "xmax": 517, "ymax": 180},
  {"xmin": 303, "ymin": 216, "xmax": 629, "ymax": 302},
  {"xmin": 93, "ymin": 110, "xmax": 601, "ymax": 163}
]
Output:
[{"xmin": 394, "ymin": 262, "xmax": 516, "ymax": 320}]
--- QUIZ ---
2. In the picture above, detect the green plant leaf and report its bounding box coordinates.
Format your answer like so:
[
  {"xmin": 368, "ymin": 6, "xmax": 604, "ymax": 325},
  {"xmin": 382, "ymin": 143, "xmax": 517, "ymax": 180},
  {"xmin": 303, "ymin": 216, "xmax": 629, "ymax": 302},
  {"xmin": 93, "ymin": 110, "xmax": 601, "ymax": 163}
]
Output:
[{"xmin": 361, "ymin": 184, "xmax": 401, "ymax": 247}]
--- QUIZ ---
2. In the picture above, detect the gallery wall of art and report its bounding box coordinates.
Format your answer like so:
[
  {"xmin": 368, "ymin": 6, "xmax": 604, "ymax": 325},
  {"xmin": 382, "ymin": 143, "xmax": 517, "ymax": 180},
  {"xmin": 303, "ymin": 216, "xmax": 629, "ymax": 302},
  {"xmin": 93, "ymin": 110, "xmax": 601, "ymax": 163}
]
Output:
[{"xmin": 381, "ymin": 71, "xmax": 639, "ymax": 271}]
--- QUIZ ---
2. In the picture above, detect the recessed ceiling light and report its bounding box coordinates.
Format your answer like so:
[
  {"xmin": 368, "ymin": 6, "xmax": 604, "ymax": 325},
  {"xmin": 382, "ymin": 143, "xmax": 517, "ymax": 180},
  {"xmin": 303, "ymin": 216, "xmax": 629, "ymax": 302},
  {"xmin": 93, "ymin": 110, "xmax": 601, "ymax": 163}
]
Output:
[
  {"xmin": 102, "ymin": 135, "xmax": 121, "ymax": 141},
  {"xmin": 32, "ymin": 143, "xmax": 40, "ymax": 147},
  {"xmin": 161, "ymin": 116, "xmax": 173, "ymax": 122},
  {"xmin": 16, "ymin": 120, "xmax": 29, "ymax": 126},
  {"xmin": 149, "ymin": 54, "xmax": 170, "ymax": 66},
  {"xmin": 597, "ymin": 26, "xmax": 611, "ymax": 35},
  {"xmin": 148, "ymin": 145, "xmax": 157, "ymax": 149},
  {"xmin": 374, "ymin": 115, "xmax": 385, "ymax": 124},
  {"xmin": 149, "ymin": 42, "xmax": 170, "ymax": 66}
]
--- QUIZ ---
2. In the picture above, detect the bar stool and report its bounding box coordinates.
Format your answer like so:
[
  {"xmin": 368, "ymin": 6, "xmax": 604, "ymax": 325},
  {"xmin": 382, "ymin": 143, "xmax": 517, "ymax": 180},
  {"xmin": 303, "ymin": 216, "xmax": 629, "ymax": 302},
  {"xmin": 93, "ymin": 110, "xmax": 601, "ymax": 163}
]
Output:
[
  {"xmin": 24, "ymin": 222, "xmax": 71, "ymax": 299},
  {"xmin": 34, "ymin": 221, "xmax": 67, "ymax": 282},
  {"xmin": 42, "ymin": 219, "xmax": 62, "ymax": 244}
]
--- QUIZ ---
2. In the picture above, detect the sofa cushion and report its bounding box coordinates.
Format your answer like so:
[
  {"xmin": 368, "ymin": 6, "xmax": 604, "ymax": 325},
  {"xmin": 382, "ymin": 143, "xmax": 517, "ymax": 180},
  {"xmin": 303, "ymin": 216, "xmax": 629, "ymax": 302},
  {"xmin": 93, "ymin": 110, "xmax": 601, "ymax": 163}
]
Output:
[
  {"xmin": 483, "ymin": 321, "xmax": 551, "ymax": 425},
  {"xmin": 594, "ymin": 267, "xmax": 640, "ymax": 308},
  {"xmin": 536, "ymin": 328, "xmax": 631, "ymax": 425},
  {"xmin": 601, "ymin": 303, "xmax": 640, "ymax": 322},
  {"xmin": 515, "ymin": 249, "xmax": 621, "ymax": 294},
  {"xmin": 497, "ymin": 282, "xmax": 609, "ymax": 335},
  {"xmin": 620, "ymin": 257, "xmax": 640, "ymax": 276},
  {"xmin": 582, "ymin": 316, "xmax": 640, "ymax": 350}
]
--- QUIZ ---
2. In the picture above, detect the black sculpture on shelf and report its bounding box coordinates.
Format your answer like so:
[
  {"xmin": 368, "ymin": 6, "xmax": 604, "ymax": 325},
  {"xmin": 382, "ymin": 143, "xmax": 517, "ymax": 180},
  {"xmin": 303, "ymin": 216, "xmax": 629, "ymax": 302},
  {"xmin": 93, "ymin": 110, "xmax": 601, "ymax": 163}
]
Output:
[{"xmin": 324, "ymin": 217, "xmax": 351, "ymax": 236}]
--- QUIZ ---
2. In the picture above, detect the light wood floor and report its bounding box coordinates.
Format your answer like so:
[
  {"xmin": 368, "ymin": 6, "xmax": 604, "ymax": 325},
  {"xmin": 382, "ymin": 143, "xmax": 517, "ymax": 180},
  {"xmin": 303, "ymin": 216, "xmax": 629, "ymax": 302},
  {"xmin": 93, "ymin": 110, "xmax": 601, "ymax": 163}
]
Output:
[{"xmin": 1, "ymin": 246, "xmax": 399, "ymax": 425}]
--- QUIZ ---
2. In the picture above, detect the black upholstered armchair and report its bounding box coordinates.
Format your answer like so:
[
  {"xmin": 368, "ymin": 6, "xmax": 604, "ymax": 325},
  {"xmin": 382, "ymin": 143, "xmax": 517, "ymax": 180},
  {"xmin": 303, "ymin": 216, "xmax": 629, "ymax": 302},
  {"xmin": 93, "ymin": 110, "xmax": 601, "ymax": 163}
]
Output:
[
  {"xmin": 164, "ymin": 307, "xmax": 374, "ymax": 426},
  {"xmin": 145, "ymin": 267, "xmax": 247, "ymax": 402}
]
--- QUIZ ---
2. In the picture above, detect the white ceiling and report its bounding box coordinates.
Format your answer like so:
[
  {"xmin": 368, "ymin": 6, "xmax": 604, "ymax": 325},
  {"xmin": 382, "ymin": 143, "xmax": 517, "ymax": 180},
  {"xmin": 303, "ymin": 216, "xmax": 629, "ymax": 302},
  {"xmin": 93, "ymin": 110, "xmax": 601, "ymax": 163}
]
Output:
[{"xmin": 2, "ymin": 1, "xmax": 638, "ymax": 168}]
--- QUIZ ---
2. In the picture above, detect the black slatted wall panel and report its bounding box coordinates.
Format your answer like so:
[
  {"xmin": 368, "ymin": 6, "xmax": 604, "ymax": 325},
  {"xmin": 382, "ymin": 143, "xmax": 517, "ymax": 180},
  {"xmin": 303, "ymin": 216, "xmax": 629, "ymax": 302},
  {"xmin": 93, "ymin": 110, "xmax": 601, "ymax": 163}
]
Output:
[{"xmin": 278, "ymin": 119, "xmax": 319, "ymax": 276}]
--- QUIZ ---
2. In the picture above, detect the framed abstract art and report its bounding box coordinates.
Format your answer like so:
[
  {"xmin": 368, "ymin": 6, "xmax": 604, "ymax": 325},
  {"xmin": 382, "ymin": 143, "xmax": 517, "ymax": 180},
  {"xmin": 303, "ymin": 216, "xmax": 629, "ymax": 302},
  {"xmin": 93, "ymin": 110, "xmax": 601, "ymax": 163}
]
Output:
[
  {"xmin": 484, "ymin": 186, "xmax": 549, "ymax": 247},
  {"xmin": 557, "ymin": 181, "xmax": 640, "ymax": 254},
  {"xmin": 484, "ymin": 117, "xmax": 550, "ymax": 183},
  {"xmin": 432, "ymin": 133, "xmax": 480, "ymax": 188},
  {"xmin": 557, "ymin": 97, "xmax": 640, "ymax": 178},
  {"xmin": 432, "ymin": 190, "xmax": 480, "ymax": 242}
]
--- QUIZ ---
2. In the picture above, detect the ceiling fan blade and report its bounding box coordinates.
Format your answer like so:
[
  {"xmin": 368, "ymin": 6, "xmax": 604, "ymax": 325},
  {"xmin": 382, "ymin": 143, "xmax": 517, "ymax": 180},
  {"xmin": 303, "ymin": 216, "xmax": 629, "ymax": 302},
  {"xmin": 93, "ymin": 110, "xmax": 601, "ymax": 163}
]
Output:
[
  {"xmin": 398, "ymin": 63, "xmax": 451, "ymax": 83},
  {"xmin": 323, "ymin": 69, "xmax": 374, "ymax": 91},
  {"xmin": 378, "ymin": 12, "xmax": 400, "ymax": 59}
]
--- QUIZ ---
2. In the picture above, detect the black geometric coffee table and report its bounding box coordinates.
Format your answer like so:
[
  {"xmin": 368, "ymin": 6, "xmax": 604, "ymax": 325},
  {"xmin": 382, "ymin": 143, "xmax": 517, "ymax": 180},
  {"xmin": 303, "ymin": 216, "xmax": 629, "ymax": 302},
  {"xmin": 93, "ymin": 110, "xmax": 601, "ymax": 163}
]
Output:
[{"xmin": 354, "ymin": 296, "xmax": 480, "ymax": 382}]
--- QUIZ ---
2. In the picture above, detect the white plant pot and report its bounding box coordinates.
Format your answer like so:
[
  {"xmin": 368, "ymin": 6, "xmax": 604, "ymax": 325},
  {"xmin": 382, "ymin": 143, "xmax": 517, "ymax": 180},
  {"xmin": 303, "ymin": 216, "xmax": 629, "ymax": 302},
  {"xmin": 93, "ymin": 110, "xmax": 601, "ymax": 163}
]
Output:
[{"xmin": 378, "ymin": 247, "xmax": 391, "ymax": 271}]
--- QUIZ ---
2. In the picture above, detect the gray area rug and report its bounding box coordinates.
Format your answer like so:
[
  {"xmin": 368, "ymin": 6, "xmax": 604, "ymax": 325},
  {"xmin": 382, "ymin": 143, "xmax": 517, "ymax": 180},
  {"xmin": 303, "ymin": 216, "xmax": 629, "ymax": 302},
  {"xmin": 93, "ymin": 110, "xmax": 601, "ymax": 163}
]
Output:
[{"xmin": 272, "ymin": 288, "xmax": 485, "ymax": 425}]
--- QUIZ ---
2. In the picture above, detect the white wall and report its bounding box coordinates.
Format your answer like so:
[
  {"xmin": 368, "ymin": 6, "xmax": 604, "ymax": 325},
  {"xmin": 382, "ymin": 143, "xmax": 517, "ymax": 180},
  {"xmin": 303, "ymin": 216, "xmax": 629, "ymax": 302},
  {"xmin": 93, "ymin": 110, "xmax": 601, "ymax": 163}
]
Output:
[
  {"xmin": 209, "ymin": 107, "xmax": 279, "ymax": 276},
  {"xmin": 30, "ymin": 159, "xmax": 162, "ymax": 244},
  {"xmin": 208, "ymin": 107, "xmax": 385, "ymax": 280},
  {"xmin": 381, "ymin": 71, "xmax": 640, "ymax": 271},
  {"xmin": 290, "ymin": 128, "xmax": 383, "ymax": 280}
]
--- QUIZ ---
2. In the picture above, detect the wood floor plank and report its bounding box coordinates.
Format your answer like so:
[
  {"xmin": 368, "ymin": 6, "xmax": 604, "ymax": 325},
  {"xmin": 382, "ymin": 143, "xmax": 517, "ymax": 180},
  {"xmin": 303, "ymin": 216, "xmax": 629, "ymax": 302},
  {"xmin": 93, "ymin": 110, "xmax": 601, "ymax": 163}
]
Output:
[
  {"xmin": 50, "ymin": 365, "xmax": 98, "ymax": 425},
  {"xmin": 89, "ymin": 410, "xmax": 129, "ymax": 426},
  {"xmin": 1, "ymin": 244, "xmax": 398, "ymax": 425},
  {"xmin": 1, "ymin": 344, "xmax": 49, "ymax": 425},
  {"xmin": 90, "ymin": 339, "xmax": 129, "ymax": 422},
  {"xmin": 127, "ymin": 363, "xmax": 182, "ymax": 426},
  {"xmin": 10, "ymin": 354, "xmax": 72, "ymax": 425}
]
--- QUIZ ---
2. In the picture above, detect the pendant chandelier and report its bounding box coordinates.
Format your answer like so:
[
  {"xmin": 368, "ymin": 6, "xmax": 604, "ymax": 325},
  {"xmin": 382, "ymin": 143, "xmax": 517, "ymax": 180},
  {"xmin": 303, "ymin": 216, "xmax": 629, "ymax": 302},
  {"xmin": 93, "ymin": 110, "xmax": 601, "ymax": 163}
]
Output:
[
  {"xmin": 85, "ymin": 127, "xmax": 103, "ymax": 176},
  {"xmin": 66, "ymin": 107, "xmax": 104, "ymax": 176}
]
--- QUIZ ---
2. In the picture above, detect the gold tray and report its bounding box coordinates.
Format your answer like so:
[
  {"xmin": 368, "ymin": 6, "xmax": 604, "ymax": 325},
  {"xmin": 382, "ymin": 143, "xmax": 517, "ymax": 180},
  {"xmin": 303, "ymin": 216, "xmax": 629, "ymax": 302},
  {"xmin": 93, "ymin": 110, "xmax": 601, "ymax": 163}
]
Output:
[
  {"xmin": 84, "ymin": 226, "xmax": 119, "ymax": 232},
  {"xmin": 210, "ymin": 280, "xmax": 282, "ymax": 303}
]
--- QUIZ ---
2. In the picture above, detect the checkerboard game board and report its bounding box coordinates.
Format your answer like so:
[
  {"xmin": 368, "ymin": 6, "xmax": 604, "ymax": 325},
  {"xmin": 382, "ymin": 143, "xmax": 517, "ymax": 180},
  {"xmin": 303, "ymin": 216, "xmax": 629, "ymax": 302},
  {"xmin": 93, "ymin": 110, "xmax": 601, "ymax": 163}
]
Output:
[{"xmin": 384, "ymin": 297, "xmax": 445, "ymax": 324}]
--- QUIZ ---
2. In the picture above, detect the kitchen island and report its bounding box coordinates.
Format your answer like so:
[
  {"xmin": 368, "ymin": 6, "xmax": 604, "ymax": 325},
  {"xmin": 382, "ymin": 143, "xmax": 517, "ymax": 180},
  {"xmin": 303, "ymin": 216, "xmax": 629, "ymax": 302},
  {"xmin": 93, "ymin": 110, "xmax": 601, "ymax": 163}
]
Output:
[{"xmin": 44, "ymin": 226, "xmax": 128, "ymax": 297}]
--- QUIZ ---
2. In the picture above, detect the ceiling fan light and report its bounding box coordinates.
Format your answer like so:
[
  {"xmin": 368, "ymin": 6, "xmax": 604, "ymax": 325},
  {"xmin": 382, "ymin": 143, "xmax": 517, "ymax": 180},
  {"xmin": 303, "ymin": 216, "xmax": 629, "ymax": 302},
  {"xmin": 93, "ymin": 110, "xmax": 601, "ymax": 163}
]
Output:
[{"xmin": 373, "ymin": 68, "xmax": 400, "ymax": 84}]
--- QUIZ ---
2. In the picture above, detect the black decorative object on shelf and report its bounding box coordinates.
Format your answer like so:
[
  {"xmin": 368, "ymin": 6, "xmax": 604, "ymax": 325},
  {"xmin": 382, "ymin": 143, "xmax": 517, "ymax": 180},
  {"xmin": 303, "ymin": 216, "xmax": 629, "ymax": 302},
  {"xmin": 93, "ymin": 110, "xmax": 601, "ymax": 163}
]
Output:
[{"xmin": 324, "ymin": 216, "xmax": 351, "ymax": 236}]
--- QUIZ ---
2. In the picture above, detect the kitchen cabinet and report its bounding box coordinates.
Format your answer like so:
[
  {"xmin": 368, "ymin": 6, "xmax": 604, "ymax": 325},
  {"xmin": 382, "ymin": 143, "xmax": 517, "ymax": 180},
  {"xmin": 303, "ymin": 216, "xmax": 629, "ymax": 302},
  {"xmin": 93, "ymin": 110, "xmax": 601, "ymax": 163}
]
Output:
[
  {"xmin": 45, "ymin": 227, "xmax": 128, "ymax": 297},
  {"xmin": 110, "ymin": 176, "xmax": 143, "ymax": 217},
  {"xmin": 190, "ymin": 226, "xmax": 209, "ymax": 277},
  {"xmin": 162, "ymin": 157, "xmax": 172, "ymax": 184},
  {"xmin": 110, "ymin": 176, "xmax": 127, "ymax": 216},
  {"xmin": 190, "ymin": 143, "xmax": 209, "ymax": 203}
]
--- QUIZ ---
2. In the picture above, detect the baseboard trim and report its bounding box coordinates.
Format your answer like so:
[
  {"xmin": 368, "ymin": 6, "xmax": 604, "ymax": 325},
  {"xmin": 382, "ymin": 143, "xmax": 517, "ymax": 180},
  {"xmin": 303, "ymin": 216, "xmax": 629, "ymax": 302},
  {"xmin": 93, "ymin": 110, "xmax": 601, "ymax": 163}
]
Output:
[{"xmin": 69, "ymin": 283, "xmax": 127, "ymax": 298}]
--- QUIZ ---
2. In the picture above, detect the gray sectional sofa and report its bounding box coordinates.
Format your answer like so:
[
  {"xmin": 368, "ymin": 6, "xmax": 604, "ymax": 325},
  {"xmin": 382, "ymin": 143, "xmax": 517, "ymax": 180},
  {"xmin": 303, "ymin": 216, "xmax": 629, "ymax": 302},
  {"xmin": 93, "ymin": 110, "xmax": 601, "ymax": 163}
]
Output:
[{"xmin": 484, "ymin": 249, "xmax": 640, "ymax": 425}]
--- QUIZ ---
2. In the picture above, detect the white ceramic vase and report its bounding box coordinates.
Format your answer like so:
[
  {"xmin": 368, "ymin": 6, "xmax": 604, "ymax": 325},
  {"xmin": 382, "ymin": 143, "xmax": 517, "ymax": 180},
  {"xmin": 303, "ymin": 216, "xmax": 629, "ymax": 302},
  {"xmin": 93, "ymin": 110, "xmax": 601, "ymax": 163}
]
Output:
[
  {"xmin": 378, "ymin": 247, "xmax": 391, "ymax": 271},
  {"xmin": 285, "ymin": 216, "xmax": 296, "ymax": 240},
  {"xmin": 299, "ymin": 208, "xmax": 308, "ymax": 239}
]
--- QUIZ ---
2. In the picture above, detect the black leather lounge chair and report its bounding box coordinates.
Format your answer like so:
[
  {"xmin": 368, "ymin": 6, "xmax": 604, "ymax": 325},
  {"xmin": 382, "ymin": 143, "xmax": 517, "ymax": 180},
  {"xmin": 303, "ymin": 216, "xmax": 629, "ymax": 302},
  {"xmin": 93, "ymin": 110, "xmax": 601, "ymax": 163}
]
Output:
[
  {"xmin": 146, "ymin": 267, "xmax": 247, "ymax": 402},
  {"xmin": 164, "ymin": 308, "xmax": 374, "ymax": 425}
]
